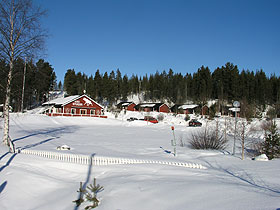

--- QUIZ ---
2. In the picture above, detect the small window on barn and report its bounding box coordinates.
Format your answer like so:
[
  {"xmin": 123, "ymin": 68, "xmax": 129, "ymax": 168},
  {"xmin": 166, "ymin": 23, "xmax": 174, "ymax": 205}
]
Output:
[
  {"xmin": 80, "ymin": 109, "xmax": 86, "ymax": 115},
  {"xmin": 96, "ymin": 110, "xmax": 100, "ymax": 115},
  {"xmin": 90, "ymin": 109, "xmax": 95, "ymax": 115},
  {"xmin": 71, "ymin": 108, "xmax": 75, "ymax": 115}
]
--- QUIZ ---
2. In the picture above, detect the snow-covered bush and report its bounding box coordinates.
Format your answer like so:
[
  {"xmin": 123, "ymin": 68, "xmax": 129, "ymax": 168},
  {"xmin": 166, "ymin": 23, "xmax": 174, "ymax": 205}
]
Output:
[
  {"xmin": 157, "ymin": 114, "xmax": 164, "ymax": 122},
  {"xmin": 261, "ymin": 121, "xmax": 280, "ymax": 160},
  {"xmin": 266, "ymin": 107, "xmax": 277, "ymax": 120},
  {"xmin": 189, "ymin": 124, "xmax": 227, "ymax": 150},
  {"xmin": 184, "ymin": 114, "xmax": 190, "ymax": 121},
  {"xmin": 73, "ymin": 178, "xmax": 104, "ymax": 209}
]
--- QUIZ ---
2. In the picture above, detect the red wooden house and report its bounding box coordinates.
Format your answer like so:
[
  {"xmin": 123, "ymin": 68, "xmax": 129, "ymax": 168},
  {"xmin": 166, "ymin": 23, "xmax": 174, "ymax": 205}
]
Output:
[
  {"xmin": 117, "ymin": 102, "xmax": 136, "ymax": 111},
  {"xmin": 171, "ymin": 104, "xmax": 199, "ymax": 114},
  {"xmin": 42, "ymin": 95, "xmax": 107, "ymax": 118},
  {"xmin": 134, "ymin": 103, "xmax": 170, "ymax": 113}
]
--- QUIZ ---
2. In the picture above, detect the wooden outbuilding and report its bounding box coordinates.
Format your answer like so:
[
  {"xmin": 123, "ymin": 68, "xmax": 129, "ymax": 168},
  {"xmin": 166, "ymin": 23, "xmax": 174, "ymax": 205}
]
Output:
[
  {"xmin": 134, "ymin": 103, "xmax": 170, "ymax": 113},
  {"xmin": 171, "ymin": 104, "xmax": 199, "ymax": 114},
  {"xmin": 42, "ymin": 95, "xmax": 107, "ymax": 118},
  {"xmin": 117, "ymin": 102, "xmax": 136, "ymax": 111}
]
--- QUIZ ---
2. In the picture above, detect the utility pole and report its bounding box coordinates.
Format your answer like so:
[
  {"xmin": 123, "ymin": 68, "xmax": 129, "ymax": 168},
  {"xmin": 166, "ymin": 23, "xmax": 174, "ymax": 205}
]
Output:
[
  {"xmin": 171, "ymin": 126, "xmax": 176, "ymax": 156},
  {"xmin": 21, "ymin": 57, "xmax": 27, "ymax": 113},
  {"xmin": 232, "ymin": 101, "xmax": 240, "ymax": 155}
]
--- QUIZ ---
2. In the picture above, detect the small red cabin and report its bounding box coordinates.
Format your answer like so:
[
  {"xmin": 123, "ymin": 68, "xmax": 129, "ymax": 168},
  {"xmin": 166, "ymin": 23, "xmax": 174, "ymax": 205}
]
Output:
[
  {"xmin": 42, "ymin": 95, "xmax": 107, "ymax": 118},
  {"xmin": 117, "ymin": 102, "xmax": 136, "ymax": 111},
  {"xmin": 134, "ymin": 103, "xmax": 170, "ymax": 113}
]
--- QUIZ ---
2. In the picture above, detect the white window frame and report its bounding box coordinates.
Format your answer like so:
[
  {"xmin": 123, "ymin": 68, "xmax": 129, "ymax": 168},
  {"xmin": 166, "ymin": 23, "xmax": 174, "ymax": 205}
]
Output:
[
  {"xmin": 80, "ymin": 109, "xmax": 87, "ymax": 115},
  {"xmin": 90, "ymin": 109, "xmax": 95, "ymax": 115}
]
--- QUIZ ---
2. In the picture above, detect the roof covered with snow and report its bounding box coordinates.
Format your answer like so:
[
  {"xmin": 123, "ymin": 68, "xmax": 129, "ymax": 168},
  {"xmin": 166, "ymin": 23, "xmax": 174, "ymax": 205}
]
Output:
[
  {"xmin": 42, "ymin": 94, "xmax": 104, "ymax": 109},
  {"xmin": 117, "ymin": 102, "xmax": 135, "ymax": 107},
  {"xmin": 140, "ymin": 103, "xmax": 156, "ymax": 107},
  {"xmin": 178, "ymin": 104, "xmax": 198, "ymax": 109},
  {"xmin": 42, "ymin": 95, "xmax": 80, "ymax": 106}
]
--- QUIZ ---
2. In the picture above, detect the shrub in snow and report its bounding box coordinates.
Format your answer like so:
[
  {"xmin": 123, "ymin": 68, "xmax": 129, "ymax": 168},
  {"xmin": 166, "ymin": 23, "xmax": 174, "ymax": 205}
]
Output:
[
  {"xmin": 157, "ymin": 114, "xmax": 164, "ymax": 122},
  {"xmin": 56, "ymin": 145, "xmax": 70, "ymax": 150},
  {"xmin": 261, "ymin": 121, "xmax": 280, "ymax": 160},
  {"xmin": 73, "ymin": 178, "xmax": 104, "ymax": 209},
  {"xmin": 189, "ymin": 122, "xmax": 227, "ymax": 150},
  {"xmin": 252, "ymin": 154, "xmax": 268, "ymax": 161},
  {"xmin": 208, "ymin": 104, "xmax": 217, "ymax": 119},
  {"xmin": 266, "ymin": 107, "xmax": 277, "ymax": 120},
  {"xmin": 73, "ymin": 182, "xmax": 86, "ymax": 207},
  {"xmin": 184, "ymin": 114, "xmax": 190, "ymax": 121}
]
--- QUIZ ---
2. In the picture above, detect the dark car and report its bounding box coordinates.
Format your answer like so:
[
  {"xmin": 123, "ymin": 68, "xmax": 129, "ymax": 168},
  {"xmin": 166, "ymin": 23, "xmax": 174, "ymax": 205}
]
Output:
[
  {"xmin": 127, "ymin": 117, "xmax": 138, "ymax": 122},
  {"xmin": 144, "ymin": 116, "xmax": 158, "ymax": 123},
  {"xmin": 189, "ymin": 119, "xmax": 202, "ymax": 127}
]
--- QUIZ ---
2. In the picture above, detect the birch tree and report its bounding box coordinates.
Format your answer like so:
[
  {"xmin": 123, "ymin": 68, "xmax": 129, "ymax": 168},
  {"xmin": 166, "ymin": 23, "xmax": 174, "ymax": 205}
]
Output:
[{"xmin": 0, "ymin": 0, "xmax": 47, "ymax": 152}]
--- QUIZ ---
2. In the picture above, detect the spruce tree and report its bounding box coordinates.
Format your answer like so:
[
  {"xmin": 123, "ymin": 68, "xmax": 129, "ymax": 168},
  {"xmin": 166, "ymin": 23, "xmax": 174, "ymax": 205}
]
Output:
[{"xmin": 263, "ymin": 121, "xmax": 280, "ymax": 160}]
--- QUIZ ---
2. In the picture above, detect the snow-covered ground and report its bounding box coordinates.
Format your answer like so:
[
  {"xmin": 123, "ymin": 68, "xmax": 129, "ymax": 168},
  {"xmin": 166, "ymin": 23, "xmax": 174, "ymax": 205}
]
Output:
[{"xmin": 0, "ymin": 113, "xmax": 280, "ymax": 210}]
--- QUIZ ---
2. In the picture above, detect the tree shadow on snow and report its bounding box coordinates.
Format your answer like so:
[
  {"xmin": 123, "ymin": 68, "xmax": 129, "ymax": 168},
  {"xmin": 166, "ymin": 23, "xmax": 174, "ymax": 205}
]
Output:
[
  {"xmin": 0, "ymin": 152, "xmax": 17, "ymax": 196},
  {"xmin": 73, "ymin": 153, "xmax": 96, "ymax": 210},
  {"xmin": 0, "ymin": 153, "xmax": 17, "ymax": 173},
  {"xmin": 0, "ymin": 181, "xmax": 7, "ymax": 194},
  {"xmin": 202, "ymin": 159, "xmax": 280, "ymax": 197},
  {"xmin": 0, "ymin": 152, "xmax": 10, "ymax": 161},
  {"xmin": 11, "ymin": 126, "xmax": 78, "ymax": 151},
  {"xmin": 12, "ymin": 126, "xmax": 77, "ymax": 143},
  {"xmin": 160, "ymin": 146, "xmax": 172, "ymax": 154},
  {"xmin": 18, "ymin": 137, "xmax": 59, "ymax": 151}
]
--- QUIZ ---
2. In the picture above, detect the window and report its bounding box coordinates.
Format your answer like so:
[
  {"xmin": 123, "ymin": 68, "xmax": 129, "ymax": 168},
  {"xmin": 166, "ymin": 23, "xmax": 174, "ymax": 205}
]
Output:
[
  {"xmin": 80, "ymin": 109, "xmax": 87, "ymax": 115},
  {"xmin": 90, "ymin": 109, "xmax": 95, "ymax": 115},
  {"xmin": 71, "ymin": 108, "xmax": 75, "ymax": 115}
]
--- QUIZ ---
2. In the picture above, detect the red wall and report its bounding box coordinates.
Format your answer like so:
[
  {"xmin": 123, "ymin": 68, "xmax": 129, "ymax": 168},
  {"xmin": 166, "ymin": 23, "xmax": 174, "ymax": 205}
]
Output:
[
  {"xmin": 159, "ymin": 104, "xmax": 170, "ymax": 113},
  {"xmin": 63, "ymin": 96, "xmax": 103, "ymax": 115},
  {"xmin": 127, "ymin": 103, "xmax": 136, "ymax": 111}
]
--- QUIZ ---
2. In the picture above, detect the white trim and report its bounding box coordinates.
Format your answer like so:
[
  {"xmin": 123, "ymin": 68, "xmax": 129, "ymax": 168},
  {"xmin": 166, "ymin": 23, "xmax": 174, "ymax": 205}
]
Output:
[
  {"xmin": 90, "ymin": 109, "xmax": 95, "ymax": 115},
  {"xmin": 80, "ymin": 109, "xmax": 87, "ymax": 115},
  {"xmin": 71, "ymin": 108, "xmax": 76, "ymax": 115},
  {"xmin": 43, "ymin": 94, "xmax": 104, "ymax": 110}
]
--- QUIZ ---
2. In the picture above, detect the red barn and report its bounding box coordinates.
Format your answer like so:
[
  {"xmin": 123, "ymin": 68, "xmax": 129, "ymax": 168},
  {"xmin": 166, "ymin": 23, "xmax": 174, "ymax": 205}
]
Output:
[
  {"xmin": 42, "ymin": 95, "xmax": 106, "ymax": 118},
  {"xmin": 117, "ymin": 102, "xmax": 136, "ymax": 111},
  {"xmin": 171, "ymin": 104, "xmax": 198, "ymax": 114},
  {"xmin": 134, "ymin": 103, "xmax": 170, "ymax": 113}
]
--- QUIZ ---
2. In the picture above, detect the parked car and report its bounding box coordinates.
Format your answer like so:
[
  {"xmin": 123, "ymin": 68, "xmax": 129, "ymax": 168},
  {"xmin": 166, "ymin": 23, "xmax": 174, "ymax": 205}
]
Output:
[
  {"xmin": 127, "ymin": 117, "xmax": 138, "ymax": 122},
  {"xmin": 189, "ymin": 119, "xmax": 202, "ymax": 127},
  {"xmin": 144, "ymin": 116, "xmax": 158, "ymax": 123}
]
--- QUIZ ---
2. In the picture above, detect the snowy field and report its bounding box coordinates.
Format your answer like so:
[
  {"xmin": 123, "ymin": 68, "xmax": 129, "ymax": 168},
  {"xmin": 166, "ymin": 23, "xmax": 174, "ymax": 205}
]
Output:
[{"xmin": 1, "ymin": 113, "xmax": 280, "ymax": 210}]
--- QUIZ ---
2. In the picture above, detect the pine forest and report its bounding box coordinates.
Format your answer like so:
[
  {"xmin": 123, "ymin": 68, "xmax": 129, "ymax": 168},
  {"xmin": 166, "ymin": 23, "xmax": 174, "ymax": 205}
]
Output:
[{"xmin": 1, "ymin": 59, "xmax": 280, "ymax": 115}]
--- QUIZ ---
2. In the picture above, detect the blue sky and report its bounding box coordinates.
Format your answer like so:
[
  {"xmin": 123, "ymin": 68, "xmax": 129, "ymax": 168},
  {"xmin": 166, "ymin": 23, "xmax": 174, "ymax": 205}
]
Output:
[{"xmin": 38, "ymin": 0, "xmax": 280, "ymax": 82}]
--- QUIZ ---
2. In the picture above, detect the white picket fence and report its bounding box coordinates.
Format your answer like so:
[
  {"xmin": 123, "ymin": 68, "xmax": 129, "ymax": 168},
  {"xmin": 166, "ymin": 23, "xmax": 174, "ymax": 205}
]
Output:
[{"xmin": 17, "ymin": 149, "xmax": 207, "ymax": 169}]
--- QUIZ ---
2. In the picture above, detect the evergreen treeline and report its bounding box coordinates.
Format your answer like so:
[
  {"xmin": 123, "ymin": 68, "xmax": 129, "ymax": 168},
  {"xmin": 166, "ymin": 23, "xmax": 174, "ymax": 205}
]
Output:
[
  {"xmin": 64, "ymin": 62, "xmax": 280, "ymax": 108},
  {"xmin": 0, "ymin": 58, "xmax": 56, "ymax": 111}
]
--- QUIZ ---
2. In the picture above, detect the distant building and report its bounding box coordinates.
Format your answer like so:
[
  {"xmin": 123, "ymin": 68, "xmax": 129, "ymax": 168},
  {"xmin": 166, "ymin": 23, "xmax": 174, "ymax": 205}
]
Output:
[
  {"xmin": 42, "ymin": 95, "xmax": 107, "ymax": 118},
  {"xmin": 134, "ymin": 103, "xmax": 170, "ymax": 113},
  {"xmin": 171, "ymin": 104, "xmax": 199, "ymax": 114},
  {"xmin": 0, "ymin": 104, "xmax": 13, "ymax": 115},
  {"xmin": 117, "ymin": 102, "xmax": 136, "ymax": 111}
]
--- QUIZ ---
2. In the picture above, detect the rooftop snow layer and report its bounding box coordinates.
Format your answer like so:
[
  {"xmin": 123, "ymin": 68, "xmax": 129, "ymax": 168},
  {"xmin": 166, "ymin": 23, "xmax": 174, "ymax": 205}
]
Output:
[
  {"xmin": 42, "ymin": 95, "xmax": 79, "ymax": 106},
  {"xmin": 178, "ymin": 104, "xmax": 198, "ymax": 109}
]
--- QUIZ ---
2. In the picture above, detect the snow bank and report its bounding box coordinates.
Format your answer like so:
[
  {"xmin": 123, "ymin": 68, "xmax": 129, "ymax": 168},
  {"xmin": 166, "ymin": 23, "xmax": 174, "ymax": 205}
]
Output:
[{"xmin": 1, "ymin": 113, "xmax": 280, "ymax": 210}]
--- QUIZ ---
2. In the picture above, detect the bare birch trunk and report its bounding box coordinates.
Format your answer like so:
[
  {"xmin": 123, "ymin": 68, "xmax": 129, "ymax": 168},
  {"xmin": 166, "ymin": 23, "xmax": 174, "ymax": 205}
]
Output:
[
  {"xmin": 2, "ymin": 1, "xmax": 15, "ymax": 153},
  {"xmin": 1, "ymin": 0, "xmax": 46, "ymax": 152},
  {"xmin": 3, "ymin": 59, "xmax": 15, "ymax": 153},
  {"xmin": 241, "ymin": 121, "xmax": 245, "ymax": 160}
]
